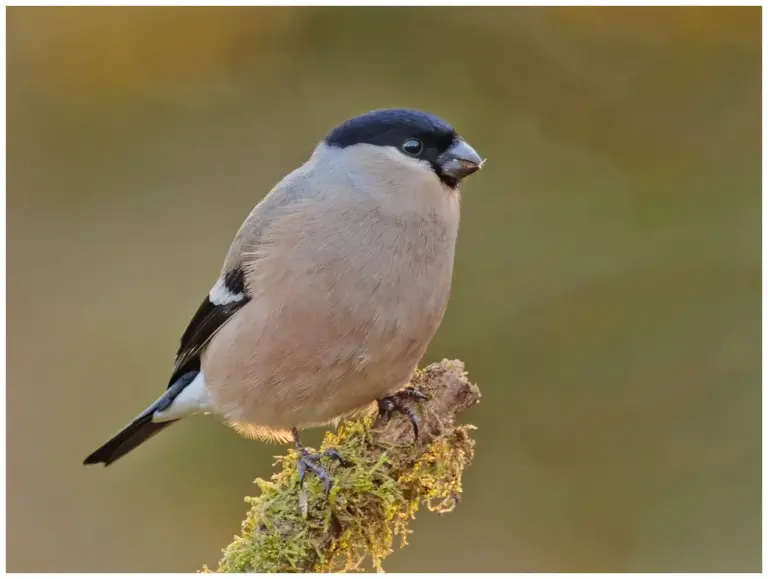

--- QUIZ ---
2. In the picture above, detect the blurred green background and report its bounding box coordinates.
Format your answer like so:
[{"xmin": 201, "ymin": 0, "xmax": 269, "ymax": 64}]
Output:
[{"xmin": 6, "ymin": 6, "xmax": 761, "ymax": 572}]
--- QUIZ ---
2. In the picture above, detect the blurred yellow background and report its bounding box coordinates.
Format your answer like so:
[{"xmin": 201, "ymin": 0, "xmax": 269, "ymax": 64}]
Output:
[{"xmin": 6, "ymin": 6, "xmax": 761, "ymax": 572}]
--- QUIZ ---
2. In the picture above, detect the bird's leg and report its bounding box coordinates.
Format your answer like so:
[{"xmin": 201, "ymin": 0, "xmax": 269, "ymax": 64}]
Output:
[
  {"xmin": 292, "ymin": 427, "xmax": 349, "ymax": 496},
  {"xmin": 377, "ymin": 386, "xmax": 429, "ymax": 440}
]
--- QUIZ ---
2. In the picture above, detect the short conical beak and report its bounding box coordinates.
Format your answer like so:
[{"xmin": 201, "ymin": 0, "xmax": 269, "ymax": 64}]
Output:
[{"xmin": 437, "ymin": 139, "xmax": 484, "ymax": 181}]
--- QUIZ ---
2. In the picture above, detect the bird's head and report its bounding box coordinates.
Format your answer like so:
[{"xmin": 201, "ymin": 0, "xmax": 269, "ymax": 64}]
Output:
[{"xmin": 324, "ymin": 108, "xmax": 484, "ymax": 190}]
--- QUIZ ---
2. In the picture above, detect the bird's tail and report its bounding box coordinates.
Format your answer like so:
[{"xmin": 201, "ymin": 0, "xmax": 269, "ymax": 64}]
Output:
[
  {"xmin": 84, "ymin": 371, "xmax": 202, "ymax": 466},
  {"xmin": 83, "ymin": 403, "xmax": 179, "ymax": 467}
]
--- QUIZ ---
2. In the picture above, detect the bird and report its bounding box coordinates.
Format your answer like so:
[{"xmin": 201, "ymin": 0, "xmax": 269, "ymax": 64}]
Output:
[{"xmin": 83, "ymin": 108, "xmax": 484, "ymax": 489}]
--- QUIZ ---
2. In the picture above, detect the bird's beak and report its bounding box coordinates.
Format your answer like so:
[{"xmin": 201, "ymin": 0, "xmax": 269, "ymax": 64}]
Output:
[{"xmin": 437, "ymin": 139, "xmax": 485, "ymax": 181}]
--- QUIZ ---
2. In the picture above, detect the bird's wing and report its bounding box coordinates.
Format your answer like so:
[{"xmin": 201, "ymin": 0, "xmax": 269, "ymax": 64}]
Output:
[
  {"xmin": 168, "ymin": 266, "xmax": 250, "ymax": 386},
  {"xmin": 167, "ymin": 167, "xmax": 313, "ymax": 387}
]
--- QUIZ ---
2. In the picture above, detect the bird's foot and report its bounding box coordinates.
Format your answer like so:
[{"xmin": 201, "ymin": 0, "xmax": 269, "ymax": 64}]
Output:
[
  {"xmin": 377, "ymin": 387, "xmax": 429, "ymax": 441},
  {"xmin": 292, "ymin": 427, "xmax": 350, "ymax": 496}
]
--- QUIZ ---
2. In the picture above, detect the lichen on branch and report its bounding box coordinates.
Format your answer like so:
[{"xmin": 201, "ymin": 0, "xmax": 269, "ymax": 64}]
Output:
[{"xmin": 206, "ymin": 359, "xmax": 481, "ymax": 573}]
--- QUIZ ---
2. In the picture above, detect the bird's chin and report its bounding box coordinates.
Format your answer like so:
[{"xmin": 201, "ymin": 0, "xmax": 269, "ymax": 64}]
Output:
[{"xmin": 436, "ymin": 172, "xmax": 460, "ymax": 190}]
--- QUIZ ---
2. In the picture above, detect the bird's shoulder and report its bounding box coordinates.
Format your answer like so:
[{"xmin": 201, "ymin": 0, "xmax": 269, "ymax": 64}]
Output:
[{"xmin": 168, "ymin": 265, "xmax": 250, "ymax": 387}]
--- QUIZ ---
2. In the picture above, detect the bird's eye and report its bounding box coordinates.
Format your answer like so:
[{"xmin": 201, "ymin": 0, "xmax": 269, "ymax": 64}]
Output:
[{"xmin": 402, "ymin": 138, "xmax": 423, "ymax": 156}]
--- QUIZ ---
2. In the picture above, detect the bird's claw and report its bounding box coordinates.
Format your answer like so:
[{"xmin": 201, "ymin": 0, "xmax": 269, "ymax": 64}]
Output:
[
  {"xmin": 377, "ymin": 387, "xmax": 429, "ymax": 441},
  {"xmin": 292, "ymin": 428, "xmax": 349, "ymax": 496}
]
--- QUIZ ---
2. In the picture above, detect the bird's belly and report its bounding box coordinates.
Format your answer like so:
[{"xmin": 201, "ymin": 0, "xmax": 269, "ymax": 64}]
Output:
[
  {"xmin": 207, "ymin": 325, "xmax": 428, "ymax": 430},
  {"xmin": 202, "ymin": 281, "xmax": 448, "ymax": 436}
]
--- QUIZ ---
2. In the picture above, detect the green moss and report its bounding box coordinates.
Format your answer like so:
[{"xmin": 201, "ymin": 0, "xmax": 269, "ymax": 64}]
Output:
[{"xmin": 211, "ymin": 414, "xmax": 476, "ymax": 572}]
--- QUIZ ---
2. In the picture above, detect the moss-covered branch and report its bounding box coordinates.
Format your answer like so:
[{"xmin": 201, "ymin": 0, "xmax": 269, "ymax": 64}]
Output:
[{"xmin": 205, "ymin": 359, "xmax": 481, "ymax": 573}]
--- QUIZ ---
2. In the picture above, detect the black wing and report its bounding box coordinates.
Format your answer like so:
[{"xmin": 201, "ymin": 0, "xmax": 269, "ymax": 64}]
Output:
[{"xmin": 168, "ymin": 267, "xmax": 249, "ymax": 386}]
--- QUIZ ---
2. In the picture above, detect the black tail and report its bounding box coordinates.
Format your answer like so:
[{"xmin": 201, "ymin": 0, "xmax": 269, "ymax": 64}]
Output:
[
  {"xmin": 83, "ymin": 413, "xmax": 179, "ymax": 466},
  {"xmin": 84, "ymin": 372, "xmax": 200, "ymax": 466}
]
